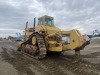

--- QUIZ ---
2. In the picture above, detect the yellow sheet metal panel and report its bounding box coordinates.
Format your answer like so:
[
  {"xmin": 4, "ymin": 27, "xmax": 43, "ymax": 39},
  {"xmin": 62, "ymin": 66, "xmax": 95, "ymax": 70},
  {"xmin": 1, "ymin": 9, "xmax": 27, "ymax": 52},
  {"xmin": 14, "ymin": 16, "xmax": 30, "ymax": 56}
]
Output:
[
  {"xmin": 32, "ymin": 37, "xmax": 36, "ymax": 45},
  {"xmin": 62, "ymin": 29, "xmax": 84, "ymax": 50},
  {"xmin": 25, "ymin": 28, "xmax": 33, "ymax": 41},
  {"xmin": 35, "ymin": 25, "xmax": 61, "ymax": 35},
  {"xmin": 48, "ymin": 46, "xmax": 62, "ymax": 52},
  {"xmin": 18, "ymin": 42, "xmax": 23, "ymax": 48}
]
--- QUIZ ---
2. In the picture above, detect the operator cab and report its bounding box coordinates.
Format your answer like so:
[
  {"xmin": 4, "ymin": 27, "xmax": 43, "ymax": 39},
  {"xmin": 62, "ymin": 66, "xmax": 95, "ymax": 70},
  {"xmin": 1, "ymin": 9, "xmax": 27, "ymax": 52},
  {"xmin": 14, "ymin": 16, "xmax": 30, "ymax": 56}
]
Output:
[{"xmin": 38, "ymin": 15, "xmax": 54, "ymax": 26}]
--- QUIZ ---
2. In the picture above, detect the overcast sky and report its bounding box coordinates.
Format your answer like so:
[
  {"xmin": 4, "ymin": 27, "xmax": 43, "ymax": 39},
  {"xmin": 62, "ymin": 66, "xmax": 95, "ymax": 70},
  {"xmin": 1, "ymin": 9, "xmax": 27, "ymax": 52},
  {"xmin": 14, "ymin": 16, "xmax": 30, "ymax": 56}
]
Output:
[{"xmin": 0, "ymin": 0, "xmax": 100, "ymax": 37}]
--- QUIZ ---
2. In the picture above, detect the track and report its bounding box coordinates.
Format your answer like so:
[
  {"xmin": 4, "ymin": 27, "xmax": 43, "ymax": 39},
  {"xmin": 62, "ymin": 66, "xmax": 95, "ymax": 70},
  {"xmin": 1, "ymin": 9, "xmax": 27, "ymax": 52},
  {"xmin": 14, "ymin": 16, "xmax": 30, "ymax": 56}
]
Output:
[
  {"xmin": 20, "ymin": 32, "xmax": 46, "ymax": 59},
  {"xmin": 0, "ymin": 41, "xmax": 100, "ymax": 75}
]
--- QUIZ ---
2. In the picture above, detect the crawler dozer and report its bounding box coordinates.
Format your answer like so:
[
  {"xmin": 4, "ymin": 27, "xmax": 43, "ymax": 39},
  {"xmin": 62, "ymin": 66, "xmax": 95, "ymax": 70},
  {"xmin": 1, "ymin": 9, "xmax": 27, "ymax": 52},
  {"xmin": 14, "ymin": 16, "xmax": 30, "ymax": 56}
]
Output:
[{"xmin": 18, "ymin": 15, "xmax": 89, "ymax": 61}]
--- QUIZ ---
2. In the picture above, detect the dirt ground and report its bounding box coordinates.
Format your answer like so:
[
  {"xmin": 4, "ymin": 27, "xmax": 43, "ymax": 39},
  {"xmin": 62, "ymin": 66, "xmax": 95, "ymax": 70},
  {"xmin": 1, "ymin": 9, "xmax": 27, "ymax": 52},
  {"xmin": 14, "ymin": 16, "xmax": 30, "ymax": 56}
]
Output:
[{"xmin": 0, "ymin": 38, "xmax": 100, "ymax": 75}]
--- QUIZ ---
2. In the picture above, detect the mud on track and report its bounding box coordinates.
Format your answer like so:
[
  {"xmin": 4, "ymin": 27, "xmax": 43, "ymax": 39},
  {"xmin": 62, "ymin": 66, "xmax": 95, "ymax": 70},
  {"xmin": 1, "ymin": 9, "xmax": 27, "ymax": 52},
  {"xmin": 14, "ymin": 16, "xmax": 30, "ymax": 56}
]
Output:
[{"xmin": 0, "ymin": 39, "xmax": 100, "ymax": 75}]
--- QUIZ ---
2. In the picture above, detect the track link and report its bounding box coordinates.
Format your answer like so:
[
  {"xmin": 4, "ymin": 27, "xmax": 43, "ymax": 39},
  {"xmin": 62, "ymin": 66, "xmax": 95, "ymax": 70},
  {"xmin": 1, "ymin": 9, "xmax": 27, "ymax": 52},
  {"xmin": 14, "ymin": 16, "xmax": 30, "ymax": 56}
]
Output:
[{"xmin": 36, "ymin": 34, "xmax": 46, "ymax": 59}]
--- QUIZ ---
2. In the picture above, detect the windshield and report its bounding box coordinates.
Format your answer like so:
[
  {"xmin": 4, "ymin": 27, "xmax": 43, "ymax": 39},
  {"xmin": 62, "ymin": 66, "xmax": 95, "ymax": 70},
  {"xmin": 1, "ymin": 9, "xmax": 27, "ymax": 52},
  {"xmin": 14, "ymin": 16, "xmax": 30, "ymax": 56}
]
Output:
[
  {"xmin": 38, "ymin": 18, "xmax": 54, "ymax": 26},
  {"xmin": 45, "ymin": 18, "xmax": 54, "ymax": 26}
]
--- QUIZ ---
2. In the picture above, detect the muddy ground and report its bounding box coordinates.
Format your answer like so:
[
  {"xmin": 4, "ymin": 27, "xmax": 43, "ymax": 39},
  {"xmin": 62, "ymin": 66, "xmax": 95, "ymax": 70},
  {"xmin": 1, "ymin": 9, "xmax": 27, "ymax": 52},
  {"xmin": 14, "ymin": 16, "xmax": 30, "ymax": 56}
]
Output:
[{"xmin": 0, "ymin": 38, "xmax": 100, "ymax": 75}]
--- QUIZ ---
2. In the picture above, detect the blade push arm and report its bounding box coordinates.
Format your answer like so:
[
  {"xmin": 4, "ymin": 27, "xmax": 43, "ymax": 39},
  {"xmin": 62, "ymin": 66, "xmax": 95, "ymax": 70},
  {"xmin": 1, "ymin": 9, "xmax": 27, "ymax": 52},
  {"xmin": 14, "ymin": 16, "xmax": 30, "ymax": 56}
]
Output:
[{"xmin": 61, "ymin": 29, "xmax": 85, "ymax": 50}]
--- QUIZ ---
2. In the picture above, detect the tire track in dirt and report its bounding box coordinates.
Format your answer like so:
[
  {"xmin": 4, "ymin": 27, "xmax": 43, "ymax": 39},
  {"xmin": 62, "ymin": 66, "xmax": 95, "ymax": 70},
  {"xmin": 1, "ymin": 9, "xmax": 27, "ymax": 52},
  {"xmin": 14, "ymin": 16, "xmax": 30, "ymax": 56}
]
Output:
[
  {"xmin": 41, "ymin": 57, "xmax": 69, "ymax": 75},
  {"xmin": 60, "ymin": 55, "xmax": 100, "ymax": 75},
  {"xmin": 40, "ymin": 55, "xmax": 100, "ymax": 75},
  {"xmin": 1, "ymin": 41, "xmax": 100, "ymax": 75},
  {"xmin": 1, "ymin": 46, "xmax": 100, "ymax": 75},
  {"xmin": 1, "ymin": 47, "xmax": 35, "ymax": 75},
  {"xmin": 2, "ymin": 46, "xmax": 60, "ymax": 75},
  {"xmin": 1, "ymin": 47, "xmax": 49, "ymax": 75}
]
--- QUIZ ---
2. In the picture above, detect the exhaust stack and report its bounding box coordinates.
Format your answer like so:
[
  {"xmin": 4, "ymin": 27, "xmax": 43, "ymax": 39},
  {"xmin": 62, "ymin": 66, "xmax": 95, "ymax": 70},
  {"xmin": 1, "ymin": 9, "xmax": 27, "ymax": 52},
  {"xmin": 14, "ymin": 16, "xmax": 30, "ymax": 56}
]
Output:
[
  {"xmin": 34, "ymin": 18, "xmax": 36, "ymax": 31},
  {"xmin": 26, "ymin": 21, "xmax": 28, "ymax": 28}
]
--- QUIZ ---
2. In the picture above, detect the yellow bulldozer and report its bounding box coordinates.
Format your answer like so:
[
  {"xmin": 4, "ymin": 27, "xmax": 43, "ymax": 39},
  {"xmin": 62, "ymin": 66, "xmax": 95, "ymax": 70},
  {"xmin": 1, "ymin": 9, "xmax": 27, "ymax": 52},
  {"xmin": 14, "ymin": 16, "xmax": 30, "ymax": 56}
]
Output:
[{"xmin": 18, "ymin": 15, "xmax": 89, "ymax": 62}]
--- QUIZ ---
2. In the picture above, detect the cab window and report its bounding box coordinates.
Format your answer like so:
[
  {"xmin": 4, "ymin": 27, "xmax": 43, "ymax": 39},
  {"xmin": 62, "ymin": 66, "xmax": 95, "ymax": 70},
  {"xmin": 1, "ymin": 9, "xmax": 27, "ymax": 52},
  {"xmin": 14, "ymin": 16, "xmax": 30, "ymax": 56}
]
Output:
[{"xmin": 38, "ymin": 18, "xmax": 54, "ymax": 26}]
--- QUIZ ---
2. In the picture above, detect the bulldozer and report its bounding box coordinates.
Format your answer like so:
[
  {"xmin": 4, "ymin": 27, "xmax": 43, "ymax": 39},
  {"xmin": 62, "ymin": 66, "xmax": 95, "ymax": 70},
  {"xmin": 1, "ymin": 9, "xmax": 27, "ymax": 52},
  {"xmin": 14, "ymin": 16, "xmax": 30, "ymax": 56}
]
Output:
[{"xmin": 18, "ymin": 15, "xmax": 89, "ymax": 61}]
